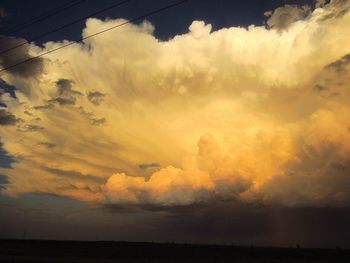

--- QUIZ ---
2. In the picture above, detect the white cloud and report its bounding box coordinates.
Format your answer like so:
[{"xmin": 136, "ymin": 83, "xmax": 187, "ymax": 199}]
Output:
[{"xmin": 1, "ymin": 0, "xmax": 350, "ymax": 207}]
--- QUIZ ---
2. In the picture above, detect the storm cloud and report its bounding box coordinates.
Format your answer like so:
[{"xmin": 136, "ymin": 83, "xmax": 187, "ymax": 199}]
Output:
[
  {"xmin": 0, "ymin": 36, "xmax": 43, "ymax": 78},
  {"xmin": 325, "ymin": 53, "xmax": 350, "ymax": 72},
  {"xmin": 0, "ymin": 0, "xmax": 350, "ymax": 209},
  {"xmin": 87, "ymin": 91, "xmax": 105, "ymax": 106},
  {"xmin": 0, "ymin": 109, "xmax": 19, "ymax": 125},
  {"xmin": 265, "ymin": 4, "xmax": 311, "ymax": 31}
]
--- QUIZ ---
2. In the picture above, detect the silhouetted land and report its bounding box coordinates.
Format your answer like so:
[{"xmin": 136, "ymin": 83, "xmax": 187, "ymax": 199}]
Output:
[{"xmin": 0, "ymin": 239, "xmax": 349, "ymax": 262}]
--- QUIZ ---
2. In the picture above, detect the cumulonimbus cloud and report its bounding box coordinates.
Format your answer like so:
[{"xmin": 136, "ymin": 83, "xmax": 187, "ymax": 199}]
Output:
[{"xmin": 0, "ymin": 0, "xmax": 350, "ymax": 207}]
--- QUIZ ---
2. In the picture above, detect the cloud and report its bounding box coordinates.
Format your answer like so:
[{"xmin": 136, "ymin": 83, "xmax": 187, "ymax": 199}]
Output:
[
  {"xmin": 0, "ymin": 36, "xmax": 43, "ymax": 78},
  {"xmin": 16, "ymin": 124, "xmax": 44, "ymax": 132},
  {"xmin": 56, "ymin": 79, "xmax": 81, "ymax": 96},
  {"xmin": 0, "ymin": 1, "xmax": 350, "ymax": 208},
  {"xmin": 44, "ymin": 167, "xmax": 104, "ymax": 184},
  {"xmin": 0, "ymin": 141, "xmax": 15, "ymax": 168},
  {"xmin": 325, "ymin": 53, "xmax": 350, "ymax": 72},
  {"xmin": 103, "ymin": 156, "xmax": 216, "ymax": 205},
  {"xmin": 0, "ymin": 173, "xmax": 9, "ymax": 190},
  {"xmin": 87, "ymin": 91, "xmax": 105, "ymax": 106},
  {"xmin": 317, "ymin": 0, "xmax": 350, "ymax": 21},
  {"xmin": 0, "ymin": 109, "xmax": 19, "ymax": 125},
  {"xmin": 77, "ymin": 106, "xmax": 106, "ymax": 125},
  {"xmin": 0, "ymin": 79, "xmax": 17, "ymax": 107},
  {"xmin": 316, "ymin": 0, "xmax": 328, "ymax": 8},
  {"xmin": 33, "ymin": 104, "xmax": 54, "ymax": 110},
  {"xmin": 0, "ymin": 79, "xmax": 16, "ymax": 98},
  {"xmin": 45, "ymin": 78, "xmax": 83, "ymax": 106},
  {"xmin": 37, "ymin": 142, "xmax": 56, "ymax": 148},
  {"xmin": 90, "ymin": 117, "xmax": 106, "ymax": 126},
  {"xmin": 314, "ymin": 84, "xmax": 327, "ymax": 92},
  {"xmin": 265, "ymin": 4, "xmax": 311, "ymax": 31},
  {"xmin": 48, "ymin": 97, "xmax": 76, "ymax": 106},
  {"xmin": 139, "ymin": 163, "xmax": 160, "ymax": 170}
]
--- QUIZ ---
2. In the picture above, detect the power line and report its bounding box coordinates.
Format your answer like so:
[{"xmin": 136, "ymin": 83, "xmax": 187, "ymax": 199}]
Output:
[
  {"xmin": 0, "ymin": 0, "xmax": 188, "ymax": 74},
  {"xmin": 0, "ymin": 0, "xmax": 86, "ymax": 36},
  {"xmin": 0, "ymin": 0, "xmax": 132, "ymax": 55}
]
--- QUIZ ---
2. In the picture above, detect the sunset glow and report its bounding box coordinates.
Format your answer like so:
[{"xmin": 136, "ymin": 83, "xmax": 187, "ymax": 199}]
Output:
[{"xmin": 1, "ymin": 0, "xmax": 350, "ymax": 247}]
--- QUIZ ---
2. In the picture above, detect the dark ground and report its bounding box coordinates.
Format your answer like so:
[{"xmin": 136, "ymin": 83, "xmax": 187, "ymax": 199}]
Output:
[{"xmin": 0, "ymin": 239, "xmax": 350, "ymax": 263}]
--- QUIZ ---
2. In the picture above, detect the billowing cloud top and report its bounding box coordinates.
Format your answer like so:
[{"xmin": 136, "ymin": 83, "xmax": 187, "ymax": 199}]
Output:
[{"xmin": 1, "ymin": 0, "xmax": 350, "ymax": 208}]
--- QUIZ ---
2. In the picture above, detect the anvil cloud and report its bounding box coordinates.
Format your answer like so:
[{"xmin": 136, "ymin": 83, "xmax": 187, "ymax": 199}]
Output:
[{"xmin": 1, "ymin": 0, "xmax": 350, "ymax": 208}]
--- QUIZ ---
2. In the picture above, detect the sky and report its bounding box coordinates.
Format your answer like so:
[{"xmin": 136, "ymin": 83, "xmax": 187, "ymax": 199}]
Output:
[{"xmin": 0, "ymin": 0, "xmax": 350, "ymax": 248}]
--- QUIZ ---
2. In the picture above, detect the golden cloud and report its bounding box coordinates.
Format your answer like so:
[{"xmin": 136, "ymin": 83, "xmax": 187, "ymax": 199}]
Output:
[{"xmin": 1, "ymin": 0, "xmax": 350, "ymax": 207}]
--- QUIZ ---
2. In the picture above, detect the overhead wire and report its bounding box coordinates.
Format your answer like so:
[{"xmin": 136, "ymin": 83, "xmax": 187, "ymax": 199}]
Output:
[
  {"xmin": 0, "ymin": 0, "xmax": 188, "ymax": 74},
  {"xmin": 0, "ymin": 0, "xmax": 133, "ymax": 55},
  {"xmin": 0, "ymin": 0, "xmax": 86, "ymax": 36}
]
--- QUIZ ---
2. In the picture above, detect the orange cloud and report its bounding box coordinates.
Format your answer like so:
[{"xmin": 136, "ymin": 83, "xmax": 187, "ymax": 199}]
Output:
[{"xmin": 1, "ymin": 0, "xmax": 350, "ymax": 207}]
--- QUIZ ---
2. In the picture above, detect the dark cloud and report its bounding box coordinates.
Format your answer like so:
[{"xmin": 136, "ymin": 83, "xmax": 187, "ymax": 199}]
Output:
[
  {"xmin": 103, "ymin": 200, "xmax": 350, "ymax": 247},
  {"xmin": 1, "ymin": 193, "xmax": 350, "ymax": 247},
  {"xmin": 43, "ymin": 79, "xmax": 83, "ymax": 107},
  {"xmin": 44, "ymin": 167, "xmax": 105, "ymax": 184},
  {"xmin": 40, "ymin": 168, "xmax": 105, "ymax": 196},
  {"xmin": 325, "ymin": 53, "xmax": 350, "ymax": 73},
  {"xmin": 48, "ymin": 96, "xmax": 76, "ymax": 106},
  {"xmin": 23, "ymin": 110, "xmax": 34, "ymax": 116},
  {"xmin": 90, "ymin": 117, "xmax": 106, "ymax": 126},
  {"xmin": 165, "ymin": 203, "xmax": 350, "ymax": 247},
  {"xmin": 0, "ymin": 141, "xmax": 15, "ymax": 168},
  {"xmin": 0, "ymin": 79, "xmax": 16, "ymax": 103},
  {"xmin": 316, "ymin": 0, "xmax": 328, "ymax": 8},
  {"xmin": 104, "ymin": 202, "xmax": 208, "ymax": 214},
  {"xmin": 37, "ymin": 142, "xmax": 56, "ymax": 149},
  {"xmin": 0, "ymin": 36, "xmax": 43, "ymax": 78},
  {"xmin": 56, "ymin": 79, "xmax": 73, "ymax": 93},
  {"xmin": 0, "ymin": 109, "xmax": 19, "ymax": 125},
  {"xmin": 33, "ymin": 103, "xmax": 54, "ymax": 110},
  {"xmin": 313, "ymin": 84, "xmax": 340, "ymax": 98},
  {"xmin": 87, "ymin": 91, "xmax": 105, "ymax": 106},
  {"xmin": 318, "ymin": 0, "xmax": 350, "ymax": 21},
  {"xmin": 139, "ymin": 162, "xmax": 160, "ymax": 170},
  {"xmin": 257, "ymin": 137, "xmax": 350, "ymax": 207},
  {"xmin": 33, "ymin": 79, "xmax": 82, "ymax": 109},
  {"xmin": 78, "ymin": 106, "xmax": 106, "ymax": 126},
  {"xmin": 56, "ymin": 79, "xmax": 80, "ymax": 96},
  {"xmin": 158, "ymin": 202, "xmax": 271, "ymax": 243},
  {"xmin": 314, "ymin": 84, "xmax": 327, "ymax": 92},
  {"xmin": 265, "ymin": 4, "xmax": 311, "ymax": 31},
  {"xmin": 17, "ymin": 124, "xmax": 44, "ymax": 132},
  {"xmin": 330, "ymin": 91, "xmax": 340, "ymax": 97},
  {"xmin": 0, "ymin": 174, "xmax": 9, "ymax": 190}
]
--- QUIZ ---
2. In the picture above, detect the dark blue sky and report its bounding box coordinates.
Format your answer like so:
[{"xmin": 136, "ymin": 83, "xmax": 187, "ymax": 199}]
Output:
[{"xmin": 0, "ymin": 0, "xmax": 314, "ymax": 43}]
